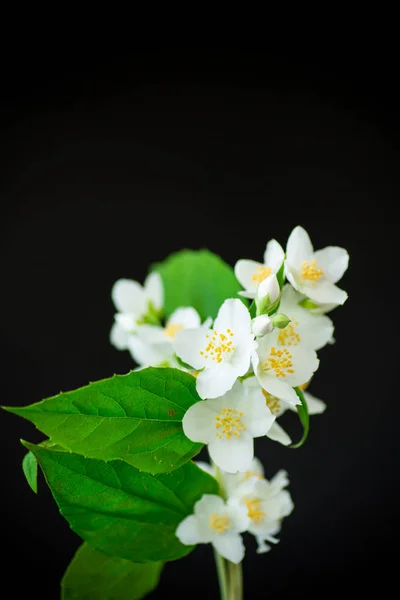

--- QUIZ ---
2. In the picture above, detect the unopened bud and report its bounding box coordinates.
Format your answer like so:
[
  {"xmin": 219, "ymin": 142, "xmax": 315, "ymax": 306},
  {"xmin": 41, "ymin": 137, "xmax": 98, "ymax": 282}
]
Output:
[
  {"xmin": 252, "ymin": 315, "xmax": 273, "ymax": 337},
  {"xmin": 270, "ymin": 313, "xmax": 291, "ymax": 329},
  {"xmin": 256, "ymin": 275, "xmax": 281, "ymax": 316}
]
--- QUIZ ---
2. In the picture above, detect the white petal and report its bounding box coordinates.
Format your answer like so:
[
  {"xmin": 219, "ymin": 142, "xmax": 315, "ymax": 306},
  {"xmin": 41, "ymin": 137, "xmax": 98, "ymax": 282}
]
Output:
[
  {"xmin": 286, "ymin": 226, "xmax": 314, "ymax": 266},
  {"xmin": 252, "ymin": 315, "xmax": 273, "ymax": 337},
  {"xmin": 284, "ymin": 262, "xmax": 301, "ymax": 291},
  {"xmin": 111, "ymin": 279, "xmax": 146, "ymax": 315},
  {"xmin": 176, "ymin": 515, "xmax": 209, "ymax": 545},
  {"xmin": 226, "ymin": 503, "xmax": 251, "ymax": 533},
  {"xmin": 196, "ymin": 362, "xmax": 239, "ymax": 399},
  {"xmin": 250, "ymin": 518, "xmax": 281, "ymax": 538},
  {"xmin": 230, "ymin": 336, "xmax": 257, "ymax": 375},
  {"xmin": 182, "ymin": 400, "xmax": 218, "ymax": 444},
  {"xmin": 304, "ymin": 281, "xmax": 348, "ymax": 305},
  {"xmin": 234, "ymin": 260, "xmax": 264, "ymax": 293},
  {"xmin": 239, "ymin": 290, "xmax": 256, "ymax": 299},
  {"xmin": 168, "ymin": 307, "xmax": 201, "ymax": 329},
  {"xmin": 266, "ymin": 421, "xmax": 292, "ymax": 446},
  {"xmin": 127, "ymin": 336, "xmax": 171, "ymax": 367},
  {"xmin": 269, "ymin": 469, "xmax": 290, "ymax": 494},
  {"xmin": 257, "ymin": 375, "xmax": 299, "ymax": 406},
  {"xmin": 256, "ymin": 275, "xmax": 280, "ymax": 303},
  {"xmin": 214, "ymin": 299, "xmax": 252, "ymax": 337},
  {"xmin": 281, "ymin": 345, "xmax": 320, "ymax": 387},
  {"xmin": 194, "ymin": 493, "xmax": 226, "ymax": 518},
  {"xmin": 173, "ymin": 328, "xmax": 209, "ymax": 370},
  {"xmin": 313, "ymin": 246, "xmax": 349, "ymax": 283},
  {"xmin": 256, "ymin": 538, "xmax": 272, "ymax": 553},
  {"xmin": 263, "ymin": 239, "xmax": 285, "ymax": 271},
  {"xmin": 304, "ymin": 391, "xmax": 327, "ymax": 415},
  {"xmin": 208, "ymin": 433, "xmax": 254, "ymax": 473},
  {"xmin": 110, "ymin": 322, "xmax": 130, "ymax": 350},
  {"xmin": 243, "ymin": 392, "xmax": 276, "ymax": 438},
  {"xmin": 212, "ymin": 533, "xmax": 245, "ymax": 564},
  {"xmin": 262, "ymin": 490, "xmax": 294, "ymax": 520},
  {"xmin": 144, "ymin": 272, "xmax": 163, "ymax": 311},
  {"xmin": 136, "ymin": 324, "xmax": 168, "ymax": 345}
]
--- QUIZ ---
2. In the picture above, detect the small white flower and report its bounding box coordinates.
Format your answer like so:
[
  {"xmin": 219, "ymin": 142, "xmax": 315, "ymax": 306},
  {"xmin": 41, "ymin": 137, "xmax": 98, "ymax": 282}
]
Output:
[
  {"xmin": 176, "ymin": 494, "xmax": 250, "ymax": 564},
  {"xmin": 110, "ymin": 272, "xmax": 163, "ymax": 350},
  {"xmin": 284, "ymin": 226, "xmax": 349, "ymax": 306},
  {"xmin": 252, "ymin": 315, "xmax": 273, "ymax": 337},
  {"xmin": 244, "ymin": 378, "xmax": 326, "ymax": 446},
  {"xmin": 276, "ymin": 285, "xmax": 334, "ymax": 351},
  {"xmin": 235, "ymin": 239, "xmax": 285, "ymax": 299},
  {"xmin": 174, "ymin": 299, "xmax": 257, "ymax": 399},
  {"xmin": 228, "ymin": 468, "xmax": 294, "ymax": 554},
  {"xmin": 252, "ymin": 332, "xmax": 319, "ymax": 407},
  {"xmin": 127, "ymin": 307, "xmax": 208, "ymax": 368},
  {"xmin": 182, "ymin": 381, "xmax": 275, "ymax": 473}
]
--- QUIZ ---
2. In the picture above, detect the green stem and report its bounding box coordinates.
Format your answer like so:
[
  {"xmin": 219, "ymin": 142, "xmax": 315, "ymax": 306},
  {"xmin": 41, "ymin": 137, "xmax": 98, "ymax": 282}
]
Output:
[
  {"xmin": 214, "ymin": 550, "xmax": 229, "ymax": 600},
  {"xmin": 227, "ymin": 561, "xmax": 243, "ymax": 600}
]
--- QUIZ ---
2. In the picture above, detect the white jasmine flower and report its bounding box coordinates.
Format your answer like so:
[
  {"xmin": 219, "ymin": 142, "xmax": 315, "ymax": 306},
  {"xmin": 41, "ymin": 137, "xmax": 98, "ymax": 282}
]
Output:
[
  {"xmin": 252, "ymin": 333, "xmax": 319, "ymax": 406},
  {"xmin": 110, "ymin": 272, "xmax": 163, "ymax": 350},
  {"xmin": 174, "ymin": 299, "xmax": 257, "ymax": 399},
  {"xmin": 235, "ymin": 239, "xmax": 285, "ymax": 299},
  {"xmin": 285, "ymin": 226, "xmax": 349, "ymax": 305},
  {"xmin": 277, "ymin": 285, "xmax": 334, "ymax": 351},
  {"xmin": 182, "ymin": 381, "xmax": 275, "ymax": 473},
  {"xmin": 176, "ymin": 494, "xmax": 250, "ymax": 563},
  {"xmin": 228, "ymin": 469, "xmax": 294, "ymax": 554},
  {"xmin": 244, "ymin": 379, "xmax": 326, "ymax": 446},
  {"xmin": 127, "ymin": 307, "xmax": 208, "ymax": 368}
]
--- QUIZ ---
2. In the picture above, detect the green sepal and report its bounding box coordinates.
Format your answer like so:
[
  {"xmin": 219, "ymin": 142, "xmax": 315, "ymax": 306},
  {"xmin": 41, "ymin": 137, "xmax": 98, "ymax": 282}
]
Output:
[{"xmin": 290, "ymin": 387, "xmax": 310, "ymax": 449}]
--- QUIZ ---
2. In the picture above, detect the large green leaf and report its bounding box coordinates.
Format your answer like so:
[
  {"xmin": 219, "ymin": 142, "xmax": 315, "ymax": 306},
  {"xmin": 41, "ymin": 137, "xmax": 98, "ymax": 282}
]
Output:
[
  {"xmin": 4, "ymin": 368, "xmax": 202, "ymax": 474},
  {"xmin": 153, "ymin": 249, "xmax": 246, "ymax": 321},
  {"xmin": 24, "ymin": 442, "xmax": 218, "ymax": 562},
  {"xmin": 61, "ymin": 543, "xmax": 163, "ymax": 600}
]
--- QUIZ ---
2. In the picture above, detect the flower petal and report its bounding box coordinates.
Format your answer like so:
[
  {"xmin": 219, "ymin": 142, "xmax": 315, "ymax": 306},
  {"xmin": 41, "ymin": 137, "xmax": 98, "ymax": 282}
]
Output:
[
  {"xmin": 111, "ymin": 279, "xmax": 147, "ymax": 315},
  {"xmin": 234, "ymin": 260, "xmax": 264, "ymax": 293},
  {"xmin": 110, "ymin": 321, "xmax": 130, "ymax": 350},
  {"xmin": 144, "ymin": 272, "xmax": 163, "ymax": 311},
  {"xmin": 176, "ymin": 515, "xmax": 210, "ymax": 545},
  {"xmin": 304, "ymin": 391, "xmax": 327, "ymax": 415},
  {"xmin": 212, "ymin": 533, "xmax": 245, "ymax": 564},
  {"xmin": 194, "ymin": 493, "xmax": 226, "ymax": 518},
  {"xmin": 313, "ymin": 246, "xmax": 349, "ymax": 283},
  {"xmin": 304, "ymin": 281, "xmax": 347, "ymax": 305},
  {"xmin": 196, "ymin": 362, "xmax": 239, "ymax": 399},
  {"xmin": 243, "ymin": 392, "xmax": 276, "ymax": 438},
  {"xmin": 269, "ymin": 469, "xmax": 290, "ymax": 494},
  {"xmin": 263, "ymin": 239, "xmax": 285, "ymax": 271},
  {"xmin": 266, "ymin": 421, "xmax": 292, "ymax": 446},
  {"xmin": 226, "ymin": 503, "xmax": 251, "ymax": 533},
  {"xmin": 173, "ymin": 327, "xmax": 209, "ymax": 370},
  {"xmin": 182, "ymin": 400, "xmax": 218, "ymax": 444},
  {"xmin": 256, "ymin": 375, "xmax": 299, "ymax": 406},
  {"xmin": 136, "ymin": 324, "xmax": 168, "ymax": 345},
  {"xmin": 214, "ymin": 298, "xmax": 252, "ymax": 337},
  {"xmin": 168, "ymin": 307, "xmax": 201, "ymax": 329},
  {"xmin": 208, "ymin": 432, "xmax": 254, "ymax": 473},
  {"xmin": 286, "ymin": 226, "xmax": 314, "ymax": 266},
  {"xmin": 282, "ymin": 345, "xmax": 320, "ymax": 387},
  {"xmin": 127, "ymin": 336, "xmax": 171, "ymax": 367}
]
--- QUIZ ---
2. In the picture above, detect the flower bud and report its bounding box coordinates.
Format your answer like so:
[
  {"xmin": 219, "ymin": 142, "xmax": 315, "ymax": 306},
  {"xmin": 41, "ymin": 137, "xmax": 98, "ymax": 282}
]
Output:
[
  {"xmin": 255, "ymin": 275, "xmax": 281, "ymax": 316},
  {"xmin": 251, "ymin": 315, "xmax": 273, "ymax": 337},
  {"xmin": 270, "ymin": 313, "xmax": 291, "ymax": 329}
]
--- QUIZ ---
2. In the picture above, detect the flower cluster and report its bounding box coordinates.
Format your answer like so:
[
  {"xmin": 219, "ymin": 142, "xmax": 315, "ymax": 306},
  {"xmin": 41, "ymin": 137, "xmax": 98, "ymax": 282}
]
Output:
[{"xmin": 110, "ymin": 225, "xmax": 349, "ymax": 563}]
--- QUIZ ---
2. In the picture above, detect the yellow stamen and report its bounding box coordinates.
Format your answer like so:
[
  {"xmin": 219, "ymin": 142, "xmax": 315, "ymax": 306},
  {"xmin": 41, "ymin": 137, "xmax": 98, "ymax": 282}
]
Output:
[
  {"xmin": 244, "ymin": 499, "xmax": 266, "ymax": 523},
  {"xmin": 164, "ymin": 323, "xmax": 184, "ymax": 339},
  {"xmin": 277, "ymin": 320, "xmax": 300, "ymax": 346},
  {"xmin": 209, "ymin": 513, "xmax": 231, "ymax": 534},
  {"xmin": 301, "ymin": 259, "xmax": 323, "ymax": 284},
  {"xmin": 263, "ymin": 347, "xmax": 294, "ymax": 378},
  {"xmin": 262, "ymin": 388, "xmax": 282, "ymax": 415},
  {"xmin": 252, "ymin": 265, "xmax": 272, "ymax": 283},
  {"xmin": 215, "ymin": 408, "xmax": 246, "ymax": 440},
  {"xmin": 243, "ymin": 470, "xmax": 263, "ymax": 481},
  {"xmin": 200, "ymin": 329, "xmax": 236, "ymax": 362}
]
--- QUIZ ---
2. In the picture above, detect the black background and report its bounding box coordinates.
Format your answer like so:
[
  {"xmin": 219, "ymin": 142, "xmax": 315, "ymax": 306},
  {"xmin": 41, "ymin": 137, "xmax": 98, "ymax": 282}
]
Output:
[{"xmin": 1, "ymin": 49, "xmax": 398, "ymax": 598}]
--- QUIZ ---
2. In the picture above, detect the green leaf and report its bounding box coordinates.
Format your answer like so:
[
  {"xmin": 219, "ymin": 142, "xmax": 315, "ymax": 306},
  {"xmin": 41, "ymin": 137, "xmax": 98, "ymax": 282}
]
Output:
[
  {"xmin": 152, "ymin": 249, "xmax": 246, "ymax": 321},
  {"xmin": 290, "ymin": 387, "xmax": 310, "ymax": 449},
  {"xmin": 276, "ymin": 261, "xmax": 286, "ymax": 290},
  {"xmin": 4, "ymin": 368, "xmax": 202, "ymax": 474},
  {"xmin": 61, "ymin": 543, "xmax": 163, "ymax": 600},
  {"xmin": 22, "ymin": 450, "xmax": 38, "ymax": 493},
  {"xmin": 23, "ymin": 442, "xmax": 219, "ymax": 562}
]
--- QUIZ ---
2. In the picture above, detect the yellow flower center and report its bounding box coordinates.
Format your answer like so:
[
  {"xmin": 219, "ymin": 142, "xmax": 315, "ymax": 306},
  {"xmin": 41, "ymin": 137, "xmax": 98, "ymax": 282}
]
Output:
[
  {"xmin": 301, "ymin": 259, "xmax": 324, "ymax": 284},
  {"xmin": 209, "ymin": 513, "xmax": 231, "ymax": 534},
  {"xmin": 252, "ymin": 265, "xmax": 272, "ymax": 283},
  {"xmin": 244, "ymin": 499, "xmax": 266, "ymax": 523},
  {"xmin": 298, "ymin": 381, "xmax": 309, "ymax": 391},
  {"xmin": 200, "ymin": 329, "xmax": 235, "ymax": 363},
  {"xmin": 262, "ymin": 388, "xmax": 282, "ymax": 415},
  {"xmin": 164, "ymin": 323, "xmax": 184, "ymax": 339},
  {"xmin": 263, "ymin": 347, "xmax": 294, "ymax": 378},
  {"xmin": 277, "ymin": 319, "xmax": 300, "ymax": 346},
  {"xmin": 215, "ymin": 408, "xmax": 246, "ymax": 440},
  {"xmin": 243, "ymin": 470, "xmax": 263, "ymax": 481}
]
